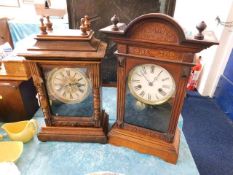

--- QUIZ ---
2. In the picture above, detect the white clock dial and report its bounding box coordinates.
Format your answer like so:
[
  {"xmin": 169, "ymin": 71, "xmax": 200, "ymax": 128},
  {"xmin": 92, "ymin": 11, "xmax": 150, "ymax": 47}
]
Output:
[
  {"xmin": 47, "ymin": 68, "xmax": 90, "ymax": 104},
  {"xmin": 128, "ymin": 64, "xmax": 176, "ymax": 105}
]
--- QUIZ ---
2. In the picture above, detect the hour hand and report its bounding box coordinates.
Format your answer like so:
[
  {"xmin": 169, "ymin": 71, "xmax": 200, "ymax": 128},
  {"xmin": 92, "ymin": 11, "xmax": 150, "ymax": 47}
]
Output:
[{"xmin": 140, "ymin": 71, "xmax": 150, "ymax": 83}]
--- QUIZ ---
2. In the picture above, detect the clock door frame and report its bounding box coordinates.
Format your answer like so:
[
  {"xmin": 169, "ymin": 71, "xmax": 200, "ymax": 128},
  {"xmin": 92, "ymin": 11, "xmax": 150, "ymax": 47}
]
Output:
[
  {"xmin": 29, "ymin": 59, "xmax": 104, "ymax": 128},
  {"xmin": 117, "ymin": 55, "xmax": 186, "ymax": 142}
]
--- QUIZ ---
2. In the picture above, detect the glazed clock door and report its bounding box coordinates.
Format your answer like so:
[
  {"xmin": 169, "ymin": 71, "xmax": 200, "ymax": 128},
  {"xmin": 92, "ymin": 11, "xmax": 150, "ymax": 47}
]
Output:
[
  {"xmin": 124, "ymin": 61, "xmax": 176, "ymax": 133},
  {"xmin": 42, "ymin": 65, "xmax": 93, "ymax": 117}
]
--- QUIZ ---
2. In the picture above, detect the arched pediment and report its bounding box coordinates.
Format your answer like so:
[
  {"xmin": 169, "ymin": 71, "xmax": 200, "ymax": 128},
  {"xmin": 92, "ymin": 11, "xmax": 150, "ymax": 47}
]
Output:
[{"xmin": 124, "ymin": 13, "xmax": 186, "ymax": 44}]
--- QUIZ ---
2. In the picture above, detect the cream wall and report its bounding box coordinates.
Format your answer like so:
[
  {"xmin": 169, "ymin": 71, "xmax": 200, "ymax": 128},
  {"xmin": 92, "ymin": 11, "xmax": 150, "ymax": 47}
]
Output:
[
  {"xmin": 0, "ymin": 0, "xmax": 66, "ymax": 20},
  {"xmin": 174, "ymin": 0, "xmax": 233, "ymax": 97}
]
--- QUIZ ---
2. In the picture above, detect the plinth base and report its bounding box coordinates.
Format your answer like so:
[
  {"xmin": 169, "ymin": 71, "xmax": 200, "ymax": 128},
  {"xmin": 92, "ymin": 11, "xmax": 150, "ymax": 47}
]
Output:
[
  {"xmin": 38, "ymin": 112, "xmax": 108, "ymax": 143},
  {"xmin": 108, "ymin": 124, "xmax": 180, "ymax": 164}
]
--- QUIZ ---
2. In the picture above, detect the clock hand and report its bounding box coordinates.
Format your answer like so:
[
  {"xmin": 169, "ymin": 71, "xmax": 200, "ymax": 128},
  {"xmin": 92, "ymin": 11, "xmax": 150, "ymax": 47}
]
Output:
[
  {"xmin": 152, "ymin": 70, "xmax": 163, "ymax": 83},
  {"xmin": 140, "ymin": 71, "xmax": 150, "ymax": 83}
]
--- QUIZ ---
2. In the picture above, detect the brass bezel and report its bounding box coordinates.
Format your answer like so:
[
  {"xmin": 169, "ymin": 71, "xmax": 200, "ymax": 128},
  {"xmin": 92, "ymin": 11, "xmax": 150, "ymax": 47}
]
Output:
[
  {"xmin": 46, "ymin": 67, "xmax": 91, "ymax": 104},
  {"xmin": 127, "ymin": 64, "xmax": 176, "ymax": 105}
]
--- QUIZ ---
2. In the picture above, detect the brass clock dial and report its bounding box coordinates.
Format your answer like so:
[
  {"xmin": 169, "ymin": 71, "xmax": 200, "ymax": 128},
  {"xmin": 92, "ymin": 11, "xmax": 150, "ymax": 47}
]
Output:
[
  {"xmin": 128, "ymin": 64, "xmax": 176, "ymax": 105},
  {"xmin": 47, "ymin": 68, "xmax": 90, "ymax": 104}
]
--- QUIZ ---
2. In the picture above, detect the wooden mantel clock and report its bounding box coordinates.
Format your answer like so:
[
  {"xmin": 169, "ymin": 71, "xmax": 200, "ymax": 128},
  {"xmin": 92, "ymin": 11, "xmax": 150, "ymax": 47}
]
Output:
[
  {"xmin": 18, "ymin": 16, "xmax": 108, "ymax": 143},
  {"xmin": 100, "ymin": 13, "xmax": 218, "ymax": 163}
]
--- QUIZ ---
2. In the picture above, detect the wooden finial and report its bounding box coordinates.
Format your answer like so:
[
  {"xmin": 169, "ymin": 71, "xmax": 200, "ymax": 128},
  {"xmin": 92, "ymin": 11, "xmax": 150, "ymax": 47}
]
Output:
[
  {"xmin": 194, "ymin": 21, "xmax": 207, "ymax": 40},
  {"xmin": 80, "ymin": 18, "xmax": 87, "ymax": 35},
  {"xmin": 111, "ymin": 14, "xmax": 120, "ymax": 31},
  {"xmin": 45, "ymin": 0, "xmax": 50, "ymax": 9},
  {"xmin": 84, "ymin": 15, "xmax": 91, "ymax": 31},
  {"xmin": 40, "ymin": 17, "xmax": 47, "ymax": 35},
  {"xmin": 46, "ymin": 16, "xmax": 53, "ymax": 31}
]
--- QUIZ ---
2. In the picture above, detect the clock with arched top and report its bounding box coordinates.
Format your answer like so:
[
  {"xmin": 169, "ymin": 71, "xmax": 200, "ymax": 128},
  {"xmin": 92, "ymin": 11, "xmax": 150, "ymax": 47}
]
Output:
[{"xmin": 100, "ymin": 13, "xmax": 218, "ymax": 164}]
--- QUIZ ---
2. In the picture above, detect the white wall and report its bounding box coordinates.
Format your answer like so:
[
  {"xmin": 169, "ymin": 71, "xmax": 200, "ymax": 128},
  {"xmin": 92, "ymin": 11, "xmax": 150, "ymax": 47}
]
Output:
[
  {"xmin": 204, "ymin": 5, "xmax": 233, "ymax": 97},
  {"xmin": 0, "ymin": 0, "xmax": 66, "ymax": 20},
  {"xmin": 174, "ymin": 0, "xmax": 233, "ymax": 97}
]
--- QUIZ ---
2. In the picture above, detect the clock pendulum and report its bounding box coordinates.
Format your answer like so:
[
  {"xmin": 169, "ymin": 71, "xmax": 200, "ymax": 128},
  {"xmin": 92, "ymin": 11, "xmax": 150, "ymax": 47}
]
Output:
[{"xmin": 100, "ymin": 13, "xmax": 218, "ymax": 163}]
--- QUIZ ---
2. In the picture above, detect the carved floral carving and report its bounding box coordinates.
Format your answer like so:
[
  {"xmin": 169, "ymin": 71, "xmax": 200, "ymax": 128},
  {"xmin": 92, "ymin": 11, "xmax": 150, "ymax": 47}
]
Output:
[
  {"xmin": 129, "ymin": 46, "xmax": 181, "ymax": 60},
  {"xmin": 130, "ymin": 23, "xmax": 178, "ymax": 43}
]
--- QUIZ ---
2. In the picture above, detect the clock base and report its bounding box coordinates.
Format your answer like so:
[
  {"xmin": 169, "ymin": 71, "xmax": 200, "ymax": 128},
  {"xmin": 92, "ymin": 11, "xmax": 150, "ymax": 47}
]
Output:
[
  {"xmin": 108, "ymin": 124, "xmax": 180, "ymax": 164},
  {"xmin": 38, "ymin": 111, "xmax": 108, "ymax": 143}
]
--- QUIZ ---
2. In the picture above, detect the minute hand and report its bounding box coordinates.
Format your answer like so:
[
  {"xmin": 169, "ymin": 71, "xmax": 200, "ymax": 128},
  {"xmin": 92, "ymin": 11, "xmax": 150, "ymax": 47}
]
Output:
[
  {"xmin": 141, "ymin": 71, "xmax": 150, "ymax": 83},
  {"xmin": 152, "ymin": 70, "xmax": 163, "ymax": 83}
]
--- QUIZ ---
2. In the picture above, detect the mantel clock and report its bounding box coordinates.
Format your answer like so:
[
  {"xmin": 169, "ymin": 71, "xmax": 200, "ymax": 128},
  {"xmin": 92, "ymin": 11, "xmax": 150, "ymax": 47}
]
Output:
[
  {"xmin": 19, "ymin": 16, "xmax": 108, "ymax": 143},
  {"xmin": 100, "ymin": 13, "xmax": 218, "ymax": 163}
]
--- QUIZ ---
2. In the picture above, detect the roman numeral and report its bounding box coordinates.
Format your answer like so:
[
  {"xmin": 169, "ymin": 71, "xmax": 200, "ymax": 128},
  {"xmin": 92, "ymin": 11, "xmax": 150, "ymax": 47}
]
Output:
[
  {"xmin": 162, "ymin": 77, "xmax": 169, "ymax": 81},
  {"xmin": 62, "ymin": 91, "xmax": 66, "ymax": 97},
  {"xmin": 134, "ymin": 85, "xmax": 142, "ymax": 91},
  {"xmin": 155, "ymin": 94, "xmax": 159, "ymax": 100},
  {"xmin": 158, "ymin": 88, "xmax": 167, "ymax": 96},
  {"xmin": 66, "ymin": 70, "xmax": 70, "ymax": 76},
  {"xmin": 139, "ymin": 91, "xmax": 145, "ymax": 97},
  {"xmin": 78, "ymin": 83, "xmax": 85, "ymax": 87},
  {"xmin": 70, "ymin": 93, "xmax": 73, "ymax": 99},
  {"xmin": 148, "ymin": 94, "xmax": 151, "ymax": 101},
  {"xmin": 162, "ymin": 85, "xmax": 170, "ymax": 89},
  {"xmin": 55, "ymin": 77, "xmax": 63, "ymax": 81},
  {"xmin": 60, "ymin": 72, "xmax": 65, "ymax": 77},
  {"xmin": 151, "ymin": 65, "xmax": 155, "ymax": 73},
  {"xmin": 77, "ymin": 77, "xmax": 83, "ymax": 81},
  {"xmin": 79, "ymin": 88, "xmax": 84, "ymax": 93},
  {"xmin": 132, "ymin": 79, "xmax": 140, "ymax": 83},
  {"xmin": 142, "ymin": 66, "xmax": 147, "ymax": 74},
  {"xmin": 136, "ymin": 73, "xmax": 142, "ymax": 77},
  {"xmin": 56, "ymin": 86, "xmax": 63, "ymax": 92}
]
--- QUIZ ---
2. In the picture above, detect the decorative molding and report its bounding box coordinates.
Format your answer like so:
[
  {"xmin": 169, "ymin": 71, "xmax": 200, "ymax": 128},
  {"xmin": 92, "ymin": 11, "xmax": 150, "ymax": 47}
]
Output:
[
  {"xmin": 129, "ymin": 47, "xmax": 181, "ymax": 61},
  {"xmin": 117, "ymin": 57, "xmax": 125, "ymax": 67}
]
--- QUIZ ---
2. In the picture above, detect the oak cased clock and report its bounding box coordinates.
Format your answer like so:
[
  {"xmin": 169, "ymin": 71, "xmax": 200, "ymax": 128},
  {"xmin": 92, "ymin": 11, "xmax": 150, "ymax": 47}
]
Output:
[
  {"xmin": 100, "ymin": 13, "xmax": 218, "ymax": 163},
  {"xmin": 18, "ymin": 17, "xmax": 108, "ymax": 143}
]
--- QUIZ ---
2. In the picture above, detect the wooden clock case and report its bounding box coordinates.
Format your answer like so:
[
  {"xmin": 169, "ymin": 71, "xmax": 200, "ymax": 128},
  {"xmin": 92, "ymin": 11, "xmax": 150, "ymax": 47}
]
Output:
[
  {"xmin": 100, "ymin": 13, "xmax": 218, "ymax": 163},
  {"xmin": 19, "ymin": 29, "xmax": 109, "ymax": 143}
]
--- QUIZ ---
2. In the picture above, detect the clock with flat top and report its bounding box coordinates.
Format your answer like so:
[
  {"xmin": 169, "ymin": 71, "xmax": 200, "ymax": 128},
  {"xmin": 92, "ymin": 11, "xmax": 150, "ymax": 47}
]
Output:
[
  {"xmin": 46, "ymin": 68, "xmax": 90, "ymax": 104},
  {"xmin": 18, "ymin": 15, "xmax": 109, "ymax": 143},
  {"xmin": 128, "ymin": 64, "xmax": 175, "ymax": 105}
]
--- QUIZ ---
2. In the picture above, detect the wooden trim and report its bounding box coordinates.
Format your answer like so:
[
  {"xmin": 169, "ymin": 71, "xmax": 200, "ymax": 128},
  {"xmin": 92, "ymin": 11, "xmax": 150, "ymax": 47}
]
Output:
[{"xmin": 108, "ymin": 124, "xmax": 180, "ymax": 164}]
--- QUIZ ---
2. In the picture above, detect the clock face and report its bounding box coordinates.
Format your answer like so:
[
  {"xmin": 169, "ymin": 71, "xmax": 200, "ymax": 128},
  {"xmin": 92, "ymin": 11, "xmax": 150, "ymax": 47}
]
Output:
[
  {"xmin": 128, "ymin": 64, "xmax": 176, "ymax": 105},
  {"xmin": 47, "ymin": 68, "xmax": 90, "ymax": 104}
]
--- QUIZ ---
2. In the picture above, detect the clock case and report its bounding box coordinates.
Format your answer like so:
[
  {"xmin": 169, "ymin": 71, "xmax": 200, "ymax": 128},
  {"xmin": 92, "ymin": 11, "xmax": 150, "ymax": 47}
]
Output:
[
  {"xmin": 19, "ymin": 29, "xmax": 109, "ymax": 143},
  {"xmin": 100, "ymin": 13, "xmax": 218, "ymax": 163}
]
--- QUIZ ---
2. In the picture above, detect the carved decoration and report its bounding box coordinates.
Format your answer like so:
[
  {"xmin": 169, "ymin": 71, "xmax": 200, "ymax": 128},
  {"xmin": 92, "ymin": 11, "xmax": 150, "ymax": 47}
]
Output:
[
  {"xmin": 129, "ymin": 23, "xmax": 179, "ymax": 43},
  {"xmin": 128, "ymin": 47, "xmax": 181, "ymax": 61},
  {"xmin": 124, "ymin": 123, "xmax": 174, "ymax": 142},
  {"xmin": 29, "ymin": 63, "xmax": 52, "ymax": 126},
  {"xmin": 181, "ymin": 66, "xmax": 191, "ymax": 78},
  {"xmin": 117, "ymin": 57, "xmax": 125, "ymax": 67}
]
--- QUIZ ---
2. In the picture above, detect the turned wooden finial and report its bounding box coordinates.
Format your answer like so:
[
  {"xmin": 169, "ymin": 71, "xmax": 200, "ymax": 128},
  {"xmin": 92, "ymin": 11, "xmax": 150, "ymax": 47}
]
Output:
[
  {"xmin": 46, "ymin": 16, "xmax": 53, "ymax": 31},
  {"xmin": 80, "ymin": 18, "xmax": 87, "ymax": 35},
  {"xmin": 111, "ymin": 14, "xmax": 120, "ymax": 31},
  {"xmin": 40, "ymin": 17, "xmax": 47, "ymax": 35},
  {"xmin": 84, "ymin": 15, "xmax": 91, "ymax": 31},
  {"xmin": 194, "ymin": 21, "xmax": 207, "ymax": 40}
]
